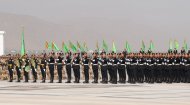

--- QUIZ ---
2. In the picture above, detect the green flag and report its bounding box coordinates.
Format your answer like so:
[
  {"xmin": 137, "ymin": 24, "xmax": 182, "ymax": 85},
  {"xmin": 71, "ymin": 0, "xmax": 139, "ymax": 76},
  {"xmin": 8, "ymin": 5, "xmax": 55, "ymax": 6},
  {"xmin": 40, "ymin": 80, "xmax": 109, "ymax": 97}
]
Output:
[
  {"xmin": 102, "ymin": 40, "xmax": 108, "ymax": 52},
  {"xmin": 77, "ymin": 41, "xmax": 85, "ymax": 52},
  {"xmin": 96, "ymin": 41, "xmax": 99, "ymax": 52},
  {"xmin": 149, "ymin": 40, "xmax": 154, "ymax": 51},
  {"xmin": 174, "ymin": 40, "xmax": 179, "ymax": 50},
  {"xmin": 169, "ymin": 39, "xmax": 173, "ymax": 50},
  {"xmin": 183, "ymin": 40, "xmax": 188, "ymax": 51},
  {"xmin": 62, "ymin": 42, "xmax": 69, "ymax": 53},
  {"xmin": 83, "ymin": 42, "xmax": 88, "ymax": 52},
  {"xmin": 112, "ymin": 41, "xmax": 116, "ymax": 53},
  {"xmin": 141, "ymin": 40, "xmax": 145, "ymax": 52},
  {"xmin": 125, "ymin": 41, "xmax": 131, "ymax": 53},
  {"xmin": 20, "ymin": 28, "xmax": 26, "ymax": 56},
  {"xmin": 52, "ymin": 42, "xmax": 60, "ymax": 51},
  {"xmin": 48, "ymin": 42, "xmax": 52, "ymax": 50},
  {"xmin": 69, "ymin": 41, "xmax": 77, "ymax": 53}
]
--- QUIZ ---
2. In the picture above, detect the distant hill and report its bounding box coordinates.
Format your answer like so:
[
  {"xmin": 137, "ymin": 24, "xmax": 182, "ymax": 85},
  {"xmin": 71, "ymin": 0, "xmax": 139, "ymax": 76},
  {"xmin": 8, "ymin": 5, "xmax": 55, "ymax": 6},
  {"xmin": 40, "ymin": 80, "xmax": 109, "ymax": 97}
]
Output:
[{"xmin": 0, "ymin": 12, "xmax": 71, "ymax": 51}]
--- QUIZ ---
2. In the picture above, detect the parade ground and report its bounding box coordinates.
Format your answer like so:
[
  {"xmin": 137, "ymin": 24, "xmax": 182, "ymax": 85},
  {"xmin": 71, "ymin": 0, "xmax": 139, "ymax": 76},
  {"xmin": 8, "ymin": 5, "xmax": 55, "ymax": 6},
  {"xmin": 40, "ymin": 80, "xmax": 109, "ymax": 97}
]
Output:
[{"xmin": 0, "ymin": 81, "xmax": 189, "ymax": 105}]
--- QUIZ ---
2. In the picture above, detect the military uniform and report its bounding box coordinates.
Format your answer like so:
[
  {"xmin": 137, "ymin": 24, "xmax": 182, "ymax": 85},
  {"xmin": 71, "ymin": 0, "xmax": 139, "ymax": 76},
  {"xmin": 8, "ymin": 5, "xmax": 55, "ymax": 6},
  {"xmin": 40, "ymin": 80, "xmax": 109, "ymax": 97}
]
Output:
[
  {"xmin": 137, "ymin": 57, "xmax": 146, "ymax": 83},
  {"xmin": 40, "ymin": 58, "xmax": 47, "ymax": 83},
  {"xmin": 7, "ymin": 58, "xmax": 14, "ymax": 82},
  {"xmin": 23, "ymin": 57, "xmax": 30, "ymax": 82},
  {"xmin": 184, "ymin": 56, "xmax": 190, "ymax": 83},
  {"xmin": 118, "ymin": 55, "xmax": 126, "ymax": 83},
  {"xmin": 15, "ymin": 58, "xmax": 22, "ymax": 82},
  {"xmin": 31, "ymin": 57, "xmax": 38, "ymax": 82},
  {"xmin": 173, "ymin": 56, "xmax": 181, "ymax": 83},
  {"xmin": 65, "ymin": 55, "xmax": 72, "ymax": 83},
  {"xmin": 72, "ymin": 55, "xmax": 81, "ymax": 83},
  {"xmin": 166, "ymin": 57, "xmax": 174, "ymax": 83},
  {"xmin": 48, "ymin": 56, "xmax": 55, "ymax": 83},
  {"xmin": 180, "ymin": 56, "xmax": 186, "ymax": 83},
  {"xmin": 91, "ymin": 56, "xmax": 99, "ymax": 83},
  {"xmin": 56, "ymin": 55, "xmax": 64, "ymax": 83},
  {"xmin": 130, "ymin": 56, "xmax": 137, "ymax": 83},
  {"xmin": 125, "ymin": 56, "xmax": 131, "ymax": 83},
  {"xmin": 82, "ymin": 56, "xmax": 89, "ymax": 83},
  {"xmin": 107, "ymin": 55, "xmax": 113, "ymax": 83},
  {"xmin": 146, "ymin": 57, "xmax": 155, "ymax": 83},
  {"xmin": 99, "ymin": 55, "xmax": 108, "ymax": 84},
  {"xmin": 155, "ymin": 57, "xmax": 163, "ymax": 83},
  {"xmin": 111, "ymin": 55, "xmax": 119, "ymax": 84}
]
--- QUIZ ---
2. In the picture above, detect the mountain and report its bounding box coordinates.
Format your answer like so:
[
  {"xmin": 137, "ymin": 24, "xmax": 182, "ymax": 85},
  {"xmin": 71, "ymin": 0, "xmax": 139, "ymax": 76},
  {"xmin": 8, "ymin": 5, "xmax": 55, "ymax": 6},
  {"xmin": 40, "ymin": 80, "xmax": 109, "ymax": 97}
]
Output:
[{"xmin": 0, "ymin": 12, "xmax": 70, "ymax": 52}]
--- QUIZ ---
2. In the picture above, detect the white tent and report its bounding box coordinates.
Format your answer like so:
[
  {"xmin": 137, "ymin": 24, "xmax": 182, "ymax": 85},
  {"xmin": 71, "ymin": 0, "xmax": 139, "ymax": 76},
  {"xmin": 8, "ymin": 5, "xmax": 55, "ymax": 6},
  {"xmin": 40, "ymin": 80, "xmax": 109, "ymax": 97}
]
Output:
[{"xmin": 0, "ymin": 31, "xmax": 5, "ymax": 56}]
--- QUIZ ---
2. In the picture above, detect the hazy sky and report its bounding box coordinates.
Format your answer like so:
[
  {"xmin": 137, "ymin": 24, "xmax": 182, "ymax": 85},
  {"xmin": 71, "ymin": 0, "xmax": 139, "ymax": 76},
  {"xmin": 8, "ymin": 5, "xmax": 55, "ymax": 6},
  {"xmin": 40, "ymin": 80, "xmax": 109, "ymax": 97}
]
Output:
[{"xmin": 0, "ymin": 0, "xmax": 190, "ymax": 52}]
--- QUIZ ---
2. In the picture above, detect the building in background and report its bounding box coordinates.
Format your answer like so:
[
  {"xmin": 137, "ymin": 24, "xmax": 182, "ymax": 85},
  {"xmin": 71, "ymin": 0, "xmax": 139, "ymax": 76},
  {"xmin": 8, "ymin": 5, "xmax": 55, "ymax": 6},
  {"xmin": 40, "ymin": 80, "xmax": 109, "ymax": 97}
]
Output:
[{"xmin": 0, "ymin": 31, "xmax": 5, "ymax": 56}]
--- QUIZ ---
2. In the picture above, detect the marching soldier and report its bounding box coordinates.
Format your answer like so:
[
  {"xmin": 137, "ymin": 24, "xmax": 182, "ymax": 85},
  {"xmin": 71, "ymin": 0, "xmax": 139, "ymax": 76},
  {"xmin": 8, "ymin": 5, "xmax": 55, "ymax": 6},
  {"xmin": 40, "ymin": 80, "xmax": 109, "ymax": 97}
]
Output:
[
  {"xmin": 14, "ymin": 54, "xmax": 22, "ymax": 82},
  {"xmin": 56, "ymin": 53, "xmax": 64, "ymax": 83},
  {"xmin": 39, "ymin": 54, "xmax": 47, "ymax": 83},
  {"xmin": 184, "ymin": 54, "xmax": 190, "ymax": 83},
  {"xmin": 173, "ymin": 54, "xmax": 181, "ymax": 83},
  {"xmin": 146, "ymin": 53, "xmax": 155, "ymax": 83},
  {"xmin": 137, "ymin": 53, "xmax": 146, "ymax": 83},
  {"xmin": 111, "ymin": 52, "xmax": 119, "ymax": 84},
  {"xmin": 166, "ymin": 54, "xmax": 174, "ymax": 83},
  {"xmin": 155, "ymin": 53, "xmax": 163, "ymax": 83},
  {"xmin": 72, "ymin": 53, "xmax": 81, "ymax": 83},
  {"xmin": 23, "ymin": 54, "xmax": 30, "ymax": 82},
  {"xmin": 91, "ymin": 51, "xmax": 99, "ymax": 83},
  {"xmin": 125, "ymin": 53, "xmax": 131, "ymax": 83},
  {"xmin": 107, "ymin": 52, "xmax": 113, "ymax": 83},
  {"xmin": 180, "ymin": 54, "xmax": 186, "ymax": 83},
  {"xmin": 118, "ymin": 52, "xmax": 126, "ymax": 83},
  {"xmin": 130, "ymin": 53, "xmax": 137, "ymax": 83},
  {"xmin": 48, "ymin": 53, "xmax": 55, "ymax": 83},
  {"xmin": 7, "ymin": 54, "xmax": 14, "ymax": 82},
  {"xmin": 99, "ymin": 52, "xmax": 108, "ymax": 84},
  {"xmin": 65, "ymin": 52, "xmax": 72, "ymax": 83},
  {"xmin": 82, "ymin": 52, "xmax": 90, "ymax": 83},
  {"xmin": 30, "ymin": 55, "xmax": 38, "ymax": 83}
]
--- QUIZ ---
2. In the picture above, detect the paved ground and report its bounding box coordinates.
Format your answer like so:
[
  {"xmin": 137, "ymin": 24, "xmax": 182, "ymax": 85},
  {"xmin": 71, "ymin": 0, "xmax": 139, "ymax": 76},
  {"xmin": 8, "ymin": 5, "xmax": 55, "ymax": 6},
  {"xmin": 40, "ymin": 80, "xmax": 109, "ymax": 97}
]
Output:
[{"xmin": 0, "ymin": 80, "xmax": 190, "ymax": 105}]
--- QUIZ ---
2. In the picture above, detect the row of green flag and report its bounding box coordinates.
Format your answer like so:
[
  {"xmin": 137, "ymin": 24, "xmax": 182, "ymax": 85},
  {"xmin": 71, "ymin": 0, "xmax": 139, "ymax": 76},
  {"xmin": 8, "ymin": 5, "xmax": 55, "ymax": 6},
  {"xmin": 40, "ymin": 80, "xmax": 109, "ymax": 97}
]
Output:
[
  {"xmin": 45, "ymin": 41, "xmax": 89, "ymax": 53},
  {"xmin": 169, "ymin": 40, "xmax": 188, "ymax": 51},
  {"xmin": 20, "ymin": 28, "xmax": 188, "ymax": 56},
  {"xmin": 44, "ymin": 40, "xmax": 156, "ymax": 53}
]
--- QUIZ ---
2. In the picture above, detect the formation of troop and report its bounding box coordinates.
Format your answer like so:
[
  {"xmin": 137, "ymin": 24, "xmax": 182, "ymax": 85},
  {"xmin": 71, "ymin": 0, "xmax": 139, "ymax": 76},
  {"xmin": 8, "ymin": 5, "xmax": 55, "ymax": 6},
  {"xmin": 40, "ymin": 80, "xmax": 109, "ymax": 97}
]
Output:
[{"xmin": 3, "ymin": 47, "xmax": 190, "ymax": 84}]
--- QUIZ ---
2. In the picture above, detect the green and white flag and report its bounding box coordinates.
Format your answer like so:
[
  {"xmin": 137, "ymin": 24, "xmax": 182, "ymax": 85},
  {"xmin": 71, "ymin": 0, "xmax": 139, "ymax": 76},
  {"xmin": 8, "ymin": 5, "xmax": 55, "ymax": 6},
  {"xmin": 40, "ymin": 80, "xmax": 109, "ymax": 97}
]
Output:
[
  {"xmin": 52, "ymin": 42, "xmax": 60, "ymax": 51},
  {"xmin": 149, "ymin": 40, "xmax": 154, "ymax": 51},
  {"xmin": 112, "ymin": 41, "xmax": 116, "ymax": 53},
  {"xmin": 183, "ymin": 40, "xmax": 188, "ymax": 51},
  {"xmin": 125, "ymin": 41, "xmax": 131, "ymax": 53},
  {"xmin": 102, "ymin": 40, "xmax": 108, "ymax": 52},
  {"xmin": 169, "ymin": 39, "xmax": 173, "ymax": 50},
  {"xmin": 20, "ymin": 27, "xmax": 26, "ymax": 56},
  {"xmin": 174, "ymin": 40, "xmax": 179, "ymax": 50},
  {"xmin": 141, "ymin": 40, "xmax": 145, "ymax": 52},
  {"xmin": 69, "ymin": 41, "xmax": 77, "ymax": 53}
]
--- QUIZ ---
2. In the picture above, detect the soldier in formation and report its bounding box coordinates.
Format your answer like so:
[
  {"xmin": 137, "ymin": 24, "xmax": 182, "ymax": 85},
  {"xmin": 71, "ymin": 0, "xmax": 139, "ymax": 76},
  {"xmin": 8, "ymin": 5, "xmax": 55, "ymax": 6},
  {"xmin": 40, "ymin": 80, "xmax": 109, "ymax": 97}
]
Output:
[{"xmin": 2, "ymin": 47, "xmax": 190, "ymax": 84}]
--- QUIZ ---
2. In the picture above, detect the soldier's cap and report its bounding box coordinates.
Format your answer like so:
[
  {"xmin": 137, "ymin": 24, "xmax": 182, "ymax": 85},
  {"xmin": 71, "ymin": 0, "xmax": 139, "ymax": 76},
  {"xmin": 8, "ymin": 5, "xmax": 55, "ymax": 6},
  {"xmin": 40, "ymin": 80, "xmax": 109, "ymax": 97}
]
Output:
[
  {"xmin": 82, "ymin": 52, "xmax": 87, "ymax": 55},
  {"xmin": 101, "ymin": 52, "xmax": 106, "ymax": 55},
  {"xmin": 117, "ymin": 53, "xmax": 121, "ymax": 55},
  {"xmin": 92, "ymin": 51, "xmax": 98, "ymax": 55}
]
